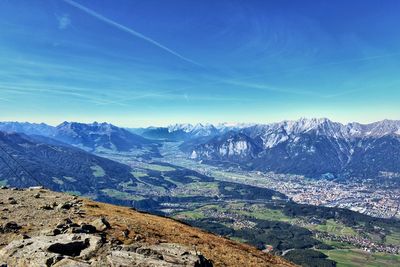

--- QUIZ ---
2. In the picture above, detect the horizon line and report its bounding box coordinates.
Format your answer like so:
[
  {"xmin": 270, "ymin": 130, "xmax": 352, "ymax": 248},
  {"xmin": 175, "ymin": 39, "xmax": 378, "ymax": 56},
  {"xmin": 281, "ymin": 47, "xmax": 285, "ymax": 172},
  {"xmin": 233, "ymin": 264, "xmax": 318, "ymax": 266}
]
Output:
[{"xmin": 0, "ymin": 117, "xmax": 399, "ymax": 129}]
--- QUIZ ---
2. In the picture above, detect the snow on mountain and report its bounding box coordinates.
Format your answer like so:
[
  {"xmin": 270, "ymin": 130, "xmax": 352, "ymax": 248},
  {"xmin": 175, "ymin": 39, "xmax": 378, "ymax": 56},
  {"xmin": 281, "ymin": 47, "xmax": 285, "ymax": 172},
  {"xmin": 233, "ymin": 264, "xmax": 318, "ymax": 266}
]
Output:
[
  {"xmin": 184, "ymin": 118, "xmax": 400, "ymax": 179},
  {"xmin": 54, "ymin": 121, "xmax": 151, "ymax": 151},
  {"xmin": 0, "ymin": 122, "xmax": 56, "ymax": 136},
  {"xmin": 243, "ymin": 118, "xmax": 400, "ymax": 149},
  {"xmin": 167, "ymin": 122, "xmax": 253, "ymax": 137},
  {"xmin": 346, "ymin": 120, "xmax": 400, "ymax": 137}
]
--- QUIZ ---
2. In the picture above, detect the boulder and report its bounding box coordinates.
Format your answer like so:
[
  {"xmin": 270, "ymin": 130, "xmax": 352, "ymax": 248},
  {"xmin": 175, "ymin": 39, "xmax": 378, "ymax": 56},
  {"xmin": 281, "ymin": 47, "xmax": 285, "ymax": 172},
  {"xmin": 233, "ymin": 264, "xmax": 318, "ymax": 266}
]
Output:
[
  {"xmin": 2, "ymin": 222, "xmax": 21, "ymax": 233},
  {"xmin": 0, "ymin": 234, "xmax": 102, "ymax": 266},
  {"xmin": 52, "ymin": 259, "xmax": 91, "ymax": 267},
  {"xmin": 91, "ymin": 218, "xmax": 110, "ymax": 232},
  {"xmin": 80, "ymin": 224, "xmax": 97, "ymax": 234},
  {"xmin": 104, "ymin": 243, "xmax": 213, "ymax": 267},
  {"xmin": 48, "ymin": 239, "xmax": 89, "ymax": 257},
  {"xmin": 57, "ymin": 202, "xmax": 72, "ymax": 210}
]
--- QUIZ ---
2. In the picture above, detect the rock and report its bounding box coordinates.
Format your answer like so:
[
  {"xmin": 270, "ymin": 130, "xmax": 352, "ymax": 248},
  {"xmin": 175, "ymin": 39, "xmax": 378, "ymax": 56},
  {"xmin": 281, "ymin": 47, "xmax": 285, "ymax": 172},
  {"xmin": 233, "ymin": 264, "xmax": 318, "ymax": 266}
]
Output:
[
  {"xmin": 53, "ymin": 228, "xmax": 62, "ymax": 236},
  {"xmin": 48, "ymin": 239, "xmax": 90, "ymax": 257},
  {"xmin": 64, "ymin": 218, "xmax": 73, "ymax": 225},
  {"xmin": 110, "ymin": 238, "xmax": 123, "ymax": 245},
  {"xmin": 21, "ymin": 234, "xmax": 31, "ymax": 239},
  {"xmin": 0, "ymin": 234, "xmax": 102, "ymax": 266},
  {"xmin": 40, "ymin": 204, "xmax": 53, "ymax": 210},
  {"xmin": 74, "ymin": 210, "xmax": 86, "ymax": 215},
  {"xmin": 57, "ymin": 202, "xmax": 72, "ymax": 210},
  {"xmin": 105, "ymin": 243, "xmax": 213, "ymax": 267},
  {"xmin": 80, "ymin": 224, "xmax": 97, "ymax": 234},
  {"xmin": 122, "ymin": 229, "xmax": 130, "ymax": 238},
  {"xmin": 33, "ymin": 193, "xmax": 40, "ymax": 198},
  {"xmin": 45, "ymin": 255, "xmax": 65, "ymax": 267},
  {"xmin": 91, "ymin": 218, "xmax": 110, "ymax": 232},
  {"xmin": 56, "ymin": 223, "xmax": 66, "ymax": 229},
  {"xmin": 8, "ymin": 199, "xmax": 17, "ymax": 205},
  {"xmin": 196, "ymin": 253, "xmax": 214, "ymax": 267},
  {"xmin": 28, "ymin": 186, "xmax": 44, "ymax": 190},
  {"xmin": 134, "ymin": 234, "xmax": 143, "ymax": 241},
  {"xmin": 52, "ymin": 258, "xmax": 91, "ymax": 267},
  {"xmin": 3, "ymin": 222, "xmax": 21, "ymax": 233},
  {"xmin": 136, "ymin": 247, "xmax": 163, "ymax": 259}
]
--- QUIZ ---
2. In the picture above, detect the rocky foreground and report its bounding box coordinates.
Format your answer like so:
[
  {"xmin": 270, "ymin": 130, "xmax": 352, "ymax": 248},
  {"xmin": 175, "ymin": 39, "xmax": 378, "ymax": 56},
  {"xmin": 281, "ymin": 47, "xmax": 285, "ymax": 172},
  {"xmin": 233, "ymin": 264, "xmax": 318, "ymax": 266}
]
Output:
[{"xmin": 0, "ymin": 187, "xmax": 294, "ymax": 267}]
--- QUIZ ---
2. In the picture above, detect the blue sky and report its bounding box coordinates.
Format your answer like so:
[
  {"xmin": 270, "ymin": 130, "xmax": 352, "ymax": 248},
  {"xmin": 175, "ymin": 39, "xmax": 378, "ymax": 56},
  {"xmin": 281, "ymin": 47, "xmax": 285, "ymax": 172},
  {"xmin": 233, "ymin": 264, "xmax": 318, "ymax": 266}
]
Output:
[{"xmin": 0, "ymin": 0, "xmax": 399, "ymax": 126}]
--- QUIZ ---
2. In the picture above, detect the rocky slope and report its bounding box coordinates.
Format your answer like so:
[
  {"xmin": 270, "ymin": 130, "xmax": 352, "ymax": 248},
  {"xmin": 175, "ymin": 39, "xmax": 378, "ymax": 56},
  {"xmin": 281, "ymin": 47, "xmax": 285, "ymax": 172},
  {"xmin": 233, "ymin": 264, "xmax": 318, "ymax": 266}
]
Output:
[{"xmin": 0, "ymin": 187, "xmax": 294, "ymax": 267}]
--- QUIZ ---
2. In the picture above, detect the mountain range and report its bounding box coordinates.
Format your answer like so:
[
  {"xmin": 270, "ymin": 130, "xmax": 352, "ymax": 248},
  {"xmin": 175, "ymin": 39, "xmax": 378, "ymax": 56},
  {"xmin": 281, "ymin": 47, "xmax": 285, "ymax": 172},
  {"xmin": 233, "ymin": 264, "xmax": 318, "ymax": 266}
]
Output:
[
  {"xmin": 133, "ymin": 123, "xmax": 252, "ymax": 140},
  {"xmin": 178, "ymin": 118, "xmax": 400, "ymax": 180},
  {"xmin": 1, "ymin": 118, "xmax": 399, "ymax": 180},
  {"xmin": 0, "ymin": 121, "xmax": 153, "ymax": 152}
]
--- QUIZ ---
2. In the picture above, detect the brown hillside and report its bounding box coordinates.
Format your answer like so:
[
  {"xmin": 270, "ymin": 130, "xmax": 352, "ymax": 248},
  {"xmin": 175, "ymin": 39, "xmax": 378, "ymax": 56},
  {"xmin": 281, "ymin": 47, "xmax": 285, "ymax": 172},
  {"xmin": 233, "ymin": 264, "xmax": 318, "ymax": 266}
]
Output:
[{"xmin": 0, "ymin": 187, "xmax": 295, "ymax": 267}]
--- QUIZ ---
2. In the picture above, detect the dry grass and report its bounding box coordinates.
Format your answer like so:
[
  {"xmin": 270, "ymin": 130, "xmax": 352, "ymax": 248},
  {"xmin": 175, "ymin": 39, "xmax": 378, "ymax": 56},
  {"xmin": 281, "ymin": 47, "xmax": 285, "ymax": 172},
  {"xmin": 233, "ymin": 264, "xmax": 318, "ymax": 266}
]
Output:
[
  {"xmin": 0, "ymin": 188, "xmax": 295, "ymax": 267},
  {"xmin": 83, "ymin": 198, "xmax": 296, "ymax": 267}
]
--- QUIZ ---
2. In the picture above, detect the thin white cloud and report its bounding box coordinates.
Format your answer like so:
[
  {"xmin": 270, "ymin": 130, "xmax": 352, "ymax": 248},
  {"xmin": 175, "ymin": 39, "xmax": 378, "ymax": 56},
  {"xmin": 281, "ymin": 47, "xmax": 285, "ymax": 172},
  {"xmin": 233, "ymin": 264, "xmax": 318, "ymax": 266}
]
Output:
[
  {"xmin": 58, "ymin": 14, "xmax": 71, "ymax": 30},
  {"xmin": 62, "ymin": 0, "xmax": 201, "ymax": 66}
]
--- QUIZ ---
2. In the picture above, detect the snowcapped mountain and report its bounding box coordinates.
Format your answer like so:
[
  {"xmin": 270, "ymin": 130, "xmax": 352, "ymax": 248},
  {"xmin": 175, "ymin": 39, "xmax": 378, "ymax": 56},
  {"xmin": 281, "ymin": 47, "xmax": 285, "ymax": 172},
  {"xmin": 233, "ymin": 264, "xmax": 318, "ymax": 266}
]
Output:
[
  {"xmin": 0, "ymin": 122, "xmax": 56, "ymax": 136},
  {"xmin": 0, "ymin": 121, "xmax": 154, "ymax": 152},
  {"xmin": 141, "ymin": 118, "xmax": 400, "ymax": 142},
  {"xmin": 54, "ymin": 122, "xmax": 152, "ymax": 152},
  {"xmin": 189, "ymin": 131, "xmax": 261, "ymax": 160},
  {"xmin": 168, "ymin": 123, "xmax": 219, "ymax": 137},
  {"xmin": 345, "ymin": 119, "xmax": 400, "ymax": 137},
  {"xmin": 140, "ymin": 122, "xmax": 253, "ymax": 140},
  {"xmin": 183, "ymin": 118, "xmax": 400, "ymax": 179}
]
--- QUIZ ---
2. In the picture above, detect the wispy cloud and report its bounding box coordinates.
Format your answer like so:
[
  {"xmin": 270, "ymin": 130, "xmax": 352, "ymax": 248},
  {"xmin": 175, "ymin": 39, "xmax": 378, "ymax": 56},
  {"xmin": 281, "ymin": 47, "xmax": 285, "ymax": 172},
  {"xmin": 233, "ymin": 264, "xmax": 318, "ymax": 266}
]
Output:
[
  {"xmin": 0, "ymin": 97, "xmax": 11, "ymax": 102},
  {"xmin": 57, "ymin": 14, "xmax": 71, "ymax": 30},
  {"xmin": 62, "ymin": 0, "xmax": 201, "ymax": 66}
]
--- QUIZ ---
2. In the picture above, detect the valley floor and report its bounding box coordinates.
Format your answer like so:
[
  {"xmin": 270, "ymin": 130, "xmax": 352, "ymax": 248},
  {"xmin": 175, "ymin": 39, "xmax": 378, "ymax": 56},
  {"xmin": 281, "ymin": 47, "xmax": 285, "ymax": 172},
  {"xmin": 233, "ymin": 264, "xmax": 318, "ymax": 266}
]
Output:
[
  {"xmin": 156, "ymin": 142, "xmax": 400, "ymax": 220},
  {"xmin": 319, "ymin": 249, "xmax": 400, "ymax": 267},
  {"xmin": 91, "ymin": 141, "xmax": 400, "ymax": 267}
]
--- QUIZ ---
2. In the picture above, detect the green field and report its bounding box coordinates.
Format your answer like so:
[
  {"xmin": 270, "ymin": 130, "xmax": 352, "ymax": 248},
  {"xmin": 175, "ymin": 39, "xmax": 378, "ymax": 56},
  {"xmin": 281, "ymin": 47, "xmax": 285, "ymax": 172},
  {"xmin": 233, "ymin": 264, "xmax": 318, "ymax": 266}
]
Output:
[
  {"xmin": 235, "ymin": 205, "xmax": 292, "ymax": 222},
  {"xmin": 101, "ymin": 189, "xmax": 144, "ymax": 201},
  {"xmin": 174, "ymin": 210, "xmax": 205, "ymax": 220},
  {"xmin": 320, "ymin": 249, "xmax": 400, "ymax": 267},
  {"xmin": 309, "ymin": 219, "xmax": 359, "ymax": 237},
  {"xmin": 385, "ymin": 231, "xmax": 400, "ymax": 246},
  {"xmin": 139, "ymin": 163, "xmax": 176, "ymax": 172},
  {"xmin": 131, "ymin": 171, "xmax": 148, "ymax": 178},
  {"xmin": 91, "ymin": 165, "xmax": 106, "ymax": 177}
]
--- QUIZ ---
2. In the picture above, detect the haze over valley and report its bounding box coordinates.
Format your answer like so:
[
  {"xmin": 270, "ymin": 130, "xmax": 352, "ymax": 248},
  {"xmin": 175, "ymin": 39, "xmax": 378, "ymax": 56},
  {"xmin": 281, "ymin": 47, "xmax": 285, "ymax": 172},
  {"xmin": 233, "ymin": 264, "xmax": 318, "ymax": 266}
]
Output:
[{"xmin": 1, "ymin": 118, "xmax": 400, "ymax": 266}]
